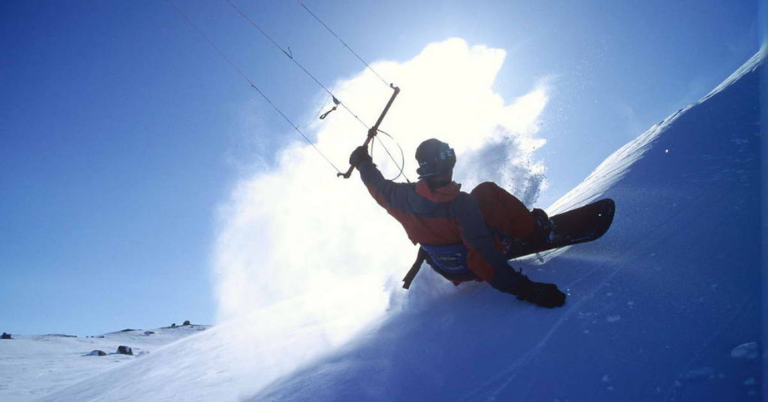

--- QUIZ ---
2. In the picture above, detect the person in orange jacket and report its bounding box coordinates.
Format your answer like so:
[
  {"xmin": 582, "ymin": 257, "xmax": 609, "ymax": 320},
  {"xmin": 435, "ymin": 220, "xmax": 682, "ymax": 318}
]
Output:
[{"xmin": 350, "ymin": 138, "xmax": 566, "ymax": 308}]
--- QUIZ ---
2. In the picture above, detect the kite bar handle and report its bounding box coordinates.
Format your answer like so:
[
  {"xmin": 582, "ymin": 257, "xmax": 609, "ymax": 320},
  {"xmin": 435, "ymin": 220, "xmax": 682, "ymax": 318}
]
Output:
[{"xmin": 338, "ymin": 84, "xmax": 401, "ymax": 179}]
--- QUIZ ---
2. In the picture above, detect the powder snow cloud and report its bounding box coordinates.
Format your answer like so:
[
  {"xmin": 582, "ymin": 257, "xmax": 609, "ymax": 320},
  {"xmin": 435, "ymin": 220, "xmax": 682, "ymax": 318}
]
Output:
[{"xmin": 213, "ymin": 37, "xmax": 550, "ymax": 335}]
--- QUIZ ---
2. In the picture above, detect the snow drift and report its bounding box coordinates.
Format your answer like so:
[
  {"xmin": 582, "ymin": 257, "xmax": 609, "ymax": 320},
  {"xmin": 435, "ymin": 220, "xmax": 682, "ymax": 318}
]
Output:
[{"xmin": 32, "ymin": 49, "xmax": 763, "ymax": 402}]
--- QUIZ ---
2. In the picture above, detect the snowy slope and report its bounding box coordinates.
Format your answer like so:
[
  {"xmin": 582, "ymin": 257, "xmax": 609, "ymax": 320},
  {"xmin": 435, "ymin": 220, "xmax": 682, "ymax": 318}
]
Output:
[
  {"xmin": 249, "ymin": 51, "xmax": 765, "ymax": 401},
  {"xmin": 0, "ymin": 325, "xmax": 209, "ymax": 402},
  {"xmin": 26, "ymin": 51, "xmax": 763, "ymax": 402}
]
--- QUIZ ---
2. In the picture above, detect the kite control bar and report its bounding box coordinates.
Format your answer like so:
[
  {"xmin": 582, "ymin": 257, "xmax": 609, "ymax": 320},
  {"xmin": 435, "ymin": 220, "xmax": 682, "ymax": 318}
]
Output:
[{"xmin": 338, "ymin": 83, "xmax": 401, "ymax": 179}]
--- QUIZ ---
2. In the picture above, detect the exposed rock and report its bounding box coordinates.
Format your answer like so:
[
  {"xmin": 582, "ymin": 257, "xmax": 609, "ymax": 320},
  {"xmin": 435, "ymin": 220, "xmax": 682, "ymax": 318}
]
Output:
[
  {"xmin": 116, "ymin": 345, "xmax": 134, "ymax": 355},
  {"xmin": 1, "ymin": 332, "xmax": 11, "ymax": 340},
  {"xmin": 144, "ymin": 331, "xmax": 155, "ymax": 336},
  {"xmin": 183, "ymin": 320, "xmax": 191, "ymax": 326},
  {"xmin": 88, "ymin": 350, "xmax": 107, "ymax": 356}
]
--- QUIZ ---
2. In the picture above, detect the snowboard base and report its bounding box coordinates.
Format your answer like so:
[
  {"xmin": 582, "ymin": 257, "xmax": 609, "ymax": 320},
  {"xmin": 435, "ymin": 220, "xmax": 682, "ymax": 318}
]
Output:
[{"xmin": 505, "ymin": 198, "xmax": 616, "ymax": 259}]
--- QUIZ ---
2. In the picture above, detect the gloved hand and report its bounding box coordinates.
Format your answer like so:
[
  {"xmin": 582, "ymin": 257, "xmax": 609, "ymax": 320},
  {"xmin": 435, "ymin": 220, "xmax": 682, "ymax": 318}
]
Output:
[
  {"xmin": 349, "ymin": 145, "xmax": 372, "ymax": 167},
  {"xmin": 516, "ymin": 276, "xmax": 566, "ymax": 308}
]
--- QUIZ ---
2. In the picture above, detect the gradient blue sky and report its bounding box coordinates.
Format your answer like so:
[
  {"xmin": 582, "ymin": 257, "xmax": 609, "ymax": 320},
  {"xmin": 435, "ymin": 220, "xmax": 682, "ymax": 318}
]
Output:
[{"xmin": 1, "ymin": 0, "xmax": 762, "ymax": 336}]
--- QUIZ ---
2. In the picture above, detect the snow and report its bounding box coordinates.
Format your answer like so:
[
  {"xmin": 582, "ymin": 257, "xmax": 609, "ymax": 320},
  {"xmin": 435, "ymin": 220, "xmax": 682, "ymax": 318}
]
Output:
[
  {"xmin": 0, "ymin": 326, "xmax": 209, "ymax": 402},
  {"xmin": 3, "ymin": 49, "xmax": 764, "ymax": 402},
  {"xmin": 247, "ymin": 48, "xmax": 764, "ymax": 402},
  {"xmin": 731, "ymin": 342, "xmax": 760, "ymax": 359}
]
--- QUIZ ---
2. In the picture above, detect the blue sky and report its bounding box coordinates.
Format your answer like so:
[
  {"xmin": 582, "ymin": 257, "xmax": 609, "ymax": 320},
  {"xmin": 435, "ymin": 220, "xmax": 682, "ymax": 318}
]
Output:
[{"xmin": 0, "ymin": 0, "xmax": 762, "ymax": 336}]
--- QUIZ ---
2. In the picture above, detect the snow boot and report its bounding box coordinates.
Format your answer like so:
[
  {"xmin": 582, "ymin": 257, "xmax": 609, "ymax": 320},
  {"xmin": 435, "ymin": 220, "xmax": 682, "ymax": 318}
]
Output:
[
  {"xmin": 530, "ymin": 208, "xmax": 556, "ymax": 245},
  {"xmin": 503, "ymin": 209, "xmax": 555, "ymax": 259}
]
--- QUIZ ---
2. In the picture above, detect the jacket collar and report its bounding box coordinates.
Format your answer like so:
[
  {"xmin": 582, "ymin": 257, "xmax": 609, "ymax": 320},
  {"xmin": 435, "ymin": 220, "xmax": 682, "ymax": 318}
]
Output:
[{"xmin": 416, "ymin": 180, "xmax": 461, "ymax": 202}]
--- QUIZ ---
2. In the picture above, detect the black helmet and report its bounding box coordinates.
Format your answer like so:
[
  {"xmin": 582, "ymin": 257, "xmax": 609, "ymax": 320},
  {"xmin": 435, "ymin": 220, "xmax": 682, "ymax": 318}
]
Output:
[{"xmin": 415, "ymin": 139, "xmax": 456, "ymax": 179}]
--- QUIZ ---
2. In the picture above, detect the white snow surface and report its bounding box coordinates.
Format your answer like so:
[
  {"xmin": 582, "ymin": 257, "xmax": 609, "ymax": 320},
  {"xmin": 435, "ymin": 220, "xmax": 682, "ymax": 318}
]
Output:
[
  {"xmin": 0, "ymin": 325, "xmax": 210, "ymax": 402},
  {"xmin": 4, "ymin": 49, "xmax": 763, "ymax": 402}
]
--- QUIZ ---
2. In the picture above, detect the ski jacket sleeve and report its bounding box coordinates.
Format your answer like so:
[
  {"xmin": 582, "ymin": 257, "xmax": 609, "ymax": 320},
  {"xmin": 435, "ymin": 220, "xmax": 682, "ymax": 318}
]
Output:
[
  {"xmin": 356, "ymin": 160, "xmax": 411, "ymax": 212},
  {"xmin": 355, "ymin": 159, "xmax": 426, "ymax": 244}
]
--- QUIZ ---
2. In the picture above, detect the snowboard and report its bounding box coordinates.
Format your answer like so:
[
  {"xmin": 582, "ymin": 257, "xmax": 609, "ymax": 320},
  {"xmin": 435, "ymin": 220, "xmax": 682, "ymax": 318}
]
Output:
[{"xmin": 505, "ymin": 198, "xmax": 616, "ymax": 259}]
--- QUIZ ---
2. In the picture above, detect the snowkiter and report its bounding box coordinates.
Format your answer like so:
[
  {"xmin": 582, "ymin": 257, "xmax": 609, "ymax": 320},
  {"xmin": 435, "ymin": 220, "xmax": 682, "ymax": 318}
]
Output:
[{"xmin": 349, "ymin": 138, "xmax": 566, "ymax": 308}]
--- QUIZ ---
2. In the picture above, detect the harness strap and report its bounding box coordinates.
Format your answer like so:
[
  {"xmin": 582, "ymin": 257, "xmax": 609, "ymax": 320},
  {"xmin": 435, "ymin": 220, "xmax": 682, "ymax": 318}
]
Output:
[{"xmin": 402, "ymin": 247, "xmax": 427, "ymax": 289}]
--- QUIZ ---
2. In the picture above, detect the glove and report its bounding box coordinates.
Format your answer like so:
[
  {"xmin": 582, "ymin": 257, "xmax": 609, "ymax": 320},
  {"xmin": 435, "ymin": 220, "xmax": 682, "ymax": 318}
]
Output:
[
  {"xmin": 349, "ymin": 146, "xmax": 372, "ymax": 167},
  {"xmin": 516, "ymin": 276, "xmax": 566, "ymax": 308}
]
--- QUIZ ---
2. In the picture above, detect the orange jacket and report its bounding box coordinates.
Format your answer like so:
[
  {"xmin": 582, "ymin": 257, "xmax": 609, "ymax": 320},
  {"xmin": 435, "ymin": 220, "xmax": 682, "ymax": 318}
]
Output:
[{"xmin": 357, "ymin": 160, "xmax": 524, "ymax": 293}]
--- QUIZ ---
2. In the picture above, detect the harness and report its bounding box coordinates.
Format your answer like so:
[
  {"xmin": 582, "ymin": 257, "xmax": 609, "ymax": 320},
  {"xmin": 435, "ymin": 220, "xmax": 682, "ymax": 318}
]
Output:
[{"xmin": 402, "ymin": 243, "xmax": 477, "ymax": 289}]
